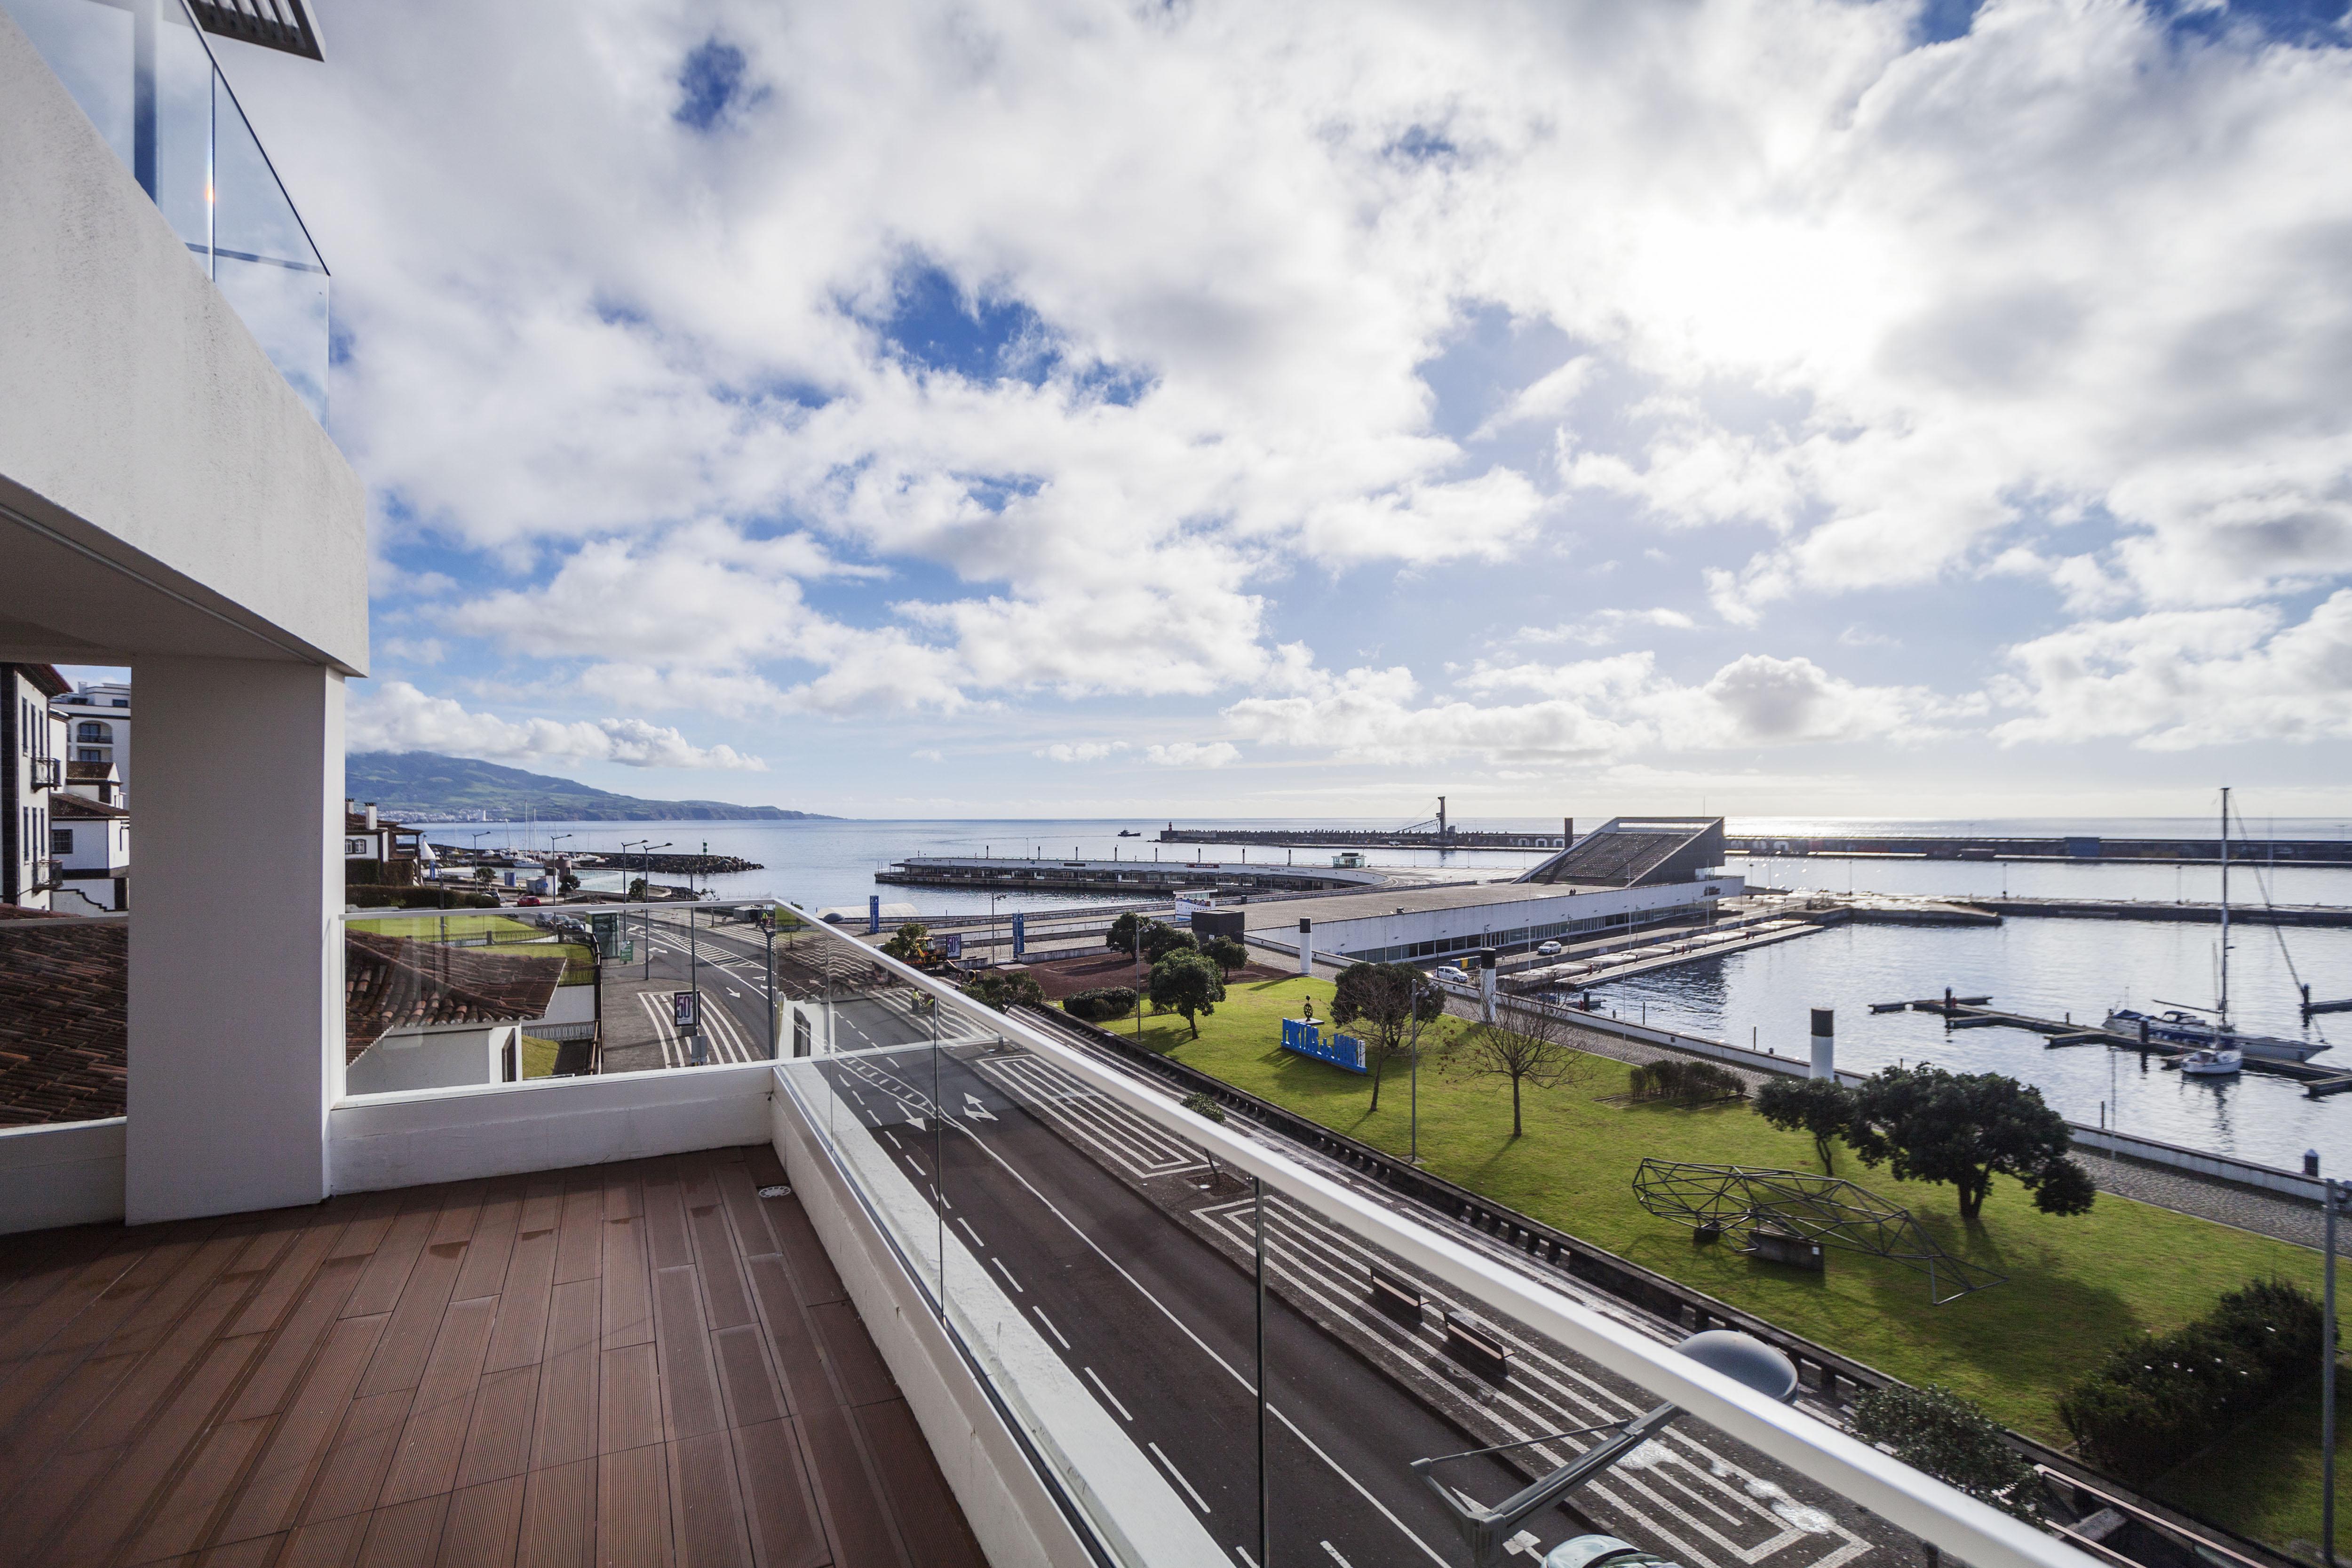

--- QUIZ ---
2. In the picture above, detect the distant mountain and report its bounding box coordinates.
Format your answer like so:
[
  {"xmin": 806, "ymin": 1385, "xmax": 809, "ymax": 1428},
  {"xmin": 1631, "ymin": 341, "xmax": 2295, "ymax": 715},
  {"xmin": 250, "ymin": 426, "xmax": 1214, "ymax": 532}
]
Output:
[{"xmin": 346, "ymin": 751, "xmax": 835, "ymax": 823}]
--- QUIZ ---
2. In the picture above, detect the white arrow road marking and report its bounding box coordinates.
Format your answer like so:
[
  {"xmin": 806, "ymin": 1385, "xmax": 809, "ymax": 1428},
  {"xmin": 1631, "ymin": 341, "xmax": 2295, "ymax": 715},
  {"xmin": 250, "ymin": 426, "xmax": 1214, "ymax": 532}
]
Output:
[{"xmin": 963, "ymin": 1093, "xmax": 997, "ymax": 1121}]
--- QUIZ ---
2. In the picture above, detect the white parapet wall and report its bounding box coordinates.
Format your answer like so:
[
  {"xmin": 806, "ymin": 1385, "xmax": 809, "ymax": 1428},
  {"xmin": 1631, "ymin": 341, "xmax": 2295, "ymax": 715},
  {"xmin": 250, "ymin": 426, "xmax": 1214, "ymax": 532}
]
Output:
[
  {"xmin": 771, "ymin": 1073, "xmax": 1104, "ymax": 1568},
  {"xmin": 0, "ymin": 1117, "xmax": 125, "ymax": 1234},
  {"xmin": 328, "ymin": 1062, "xmax": 776, "ymax": 1194}
]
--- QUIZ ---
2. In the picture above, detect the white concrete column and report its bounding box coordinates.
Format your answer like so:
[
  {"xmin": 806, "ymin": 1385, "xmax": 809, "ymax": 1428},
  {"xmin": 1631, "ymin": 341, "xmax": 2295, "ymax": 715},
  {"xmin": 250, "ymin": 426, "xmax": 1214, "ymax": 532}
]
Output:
[
  {"xmin": 1809, "ymin": 1008, "xmax": 1836, "ymax": 1080},
  {"xmin": 1478, "ymin": 947, "xmax": 1498, "ymax": 1023},
  {"xmin": 127, "ymin": 657, "xmax": 343, "ymax": 1221},
  {"xmin": 1297, "ymin": 918, "xmax": 1313, "ymax": 977}
]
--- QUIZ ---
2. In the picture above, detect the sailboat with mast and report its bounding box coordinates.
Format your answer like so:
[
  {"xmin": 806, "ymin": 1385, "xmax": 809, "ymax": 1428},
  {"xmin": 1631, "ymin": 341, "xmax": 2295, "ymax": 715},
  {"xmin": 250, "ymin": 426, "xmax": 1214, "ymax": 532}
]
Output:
[{"xmin": 2105, "ymin": 788, "xmax": 2325, "ymax": 1067}]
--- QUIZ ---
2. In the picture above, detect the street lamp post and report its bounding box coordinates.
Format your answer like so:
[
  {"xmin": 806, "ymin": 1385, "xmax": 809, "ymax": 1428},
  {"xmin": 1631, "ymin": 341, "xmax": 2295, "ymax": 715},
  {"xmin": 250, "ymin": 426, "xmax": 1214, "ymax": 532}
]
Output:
[
  {"xmin": 1408, "ymin": 978, "xmax": 1432, "ymax": 1165},
  {"xmin": 2329, "ymin": 1178, "xmax": 2344, "ymax": 1567}
]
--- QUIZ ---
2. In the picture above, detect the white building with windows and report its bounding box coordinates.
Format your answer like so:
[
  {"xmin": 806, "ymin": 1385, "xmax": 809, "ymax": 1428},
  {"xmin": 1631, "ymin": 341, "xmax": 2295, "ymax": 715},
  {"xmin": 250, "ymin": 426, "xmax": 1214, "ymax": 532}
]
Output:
[
  {"xmin": 50, "ymin": 788, "xmax": 127, "ymax": 911},
  {"xmin": 52, "ymin": 676, "xmax": 129, "ymax": 778},
  {"xmin": 2, "ymin": 661, "xmax": 67, "ymax": 909}
]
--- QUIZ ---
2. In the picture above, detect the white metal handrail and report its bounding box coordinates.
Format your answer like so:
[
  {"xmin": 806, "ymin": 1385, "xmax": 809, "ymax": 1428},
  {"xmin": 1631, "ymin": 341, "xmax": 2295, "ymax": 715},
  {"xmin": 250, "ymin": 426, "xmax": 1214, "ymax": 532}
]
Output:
[{"xmin": 783, "ymin": 901, "xmax": 2099, "ymax": 1568}]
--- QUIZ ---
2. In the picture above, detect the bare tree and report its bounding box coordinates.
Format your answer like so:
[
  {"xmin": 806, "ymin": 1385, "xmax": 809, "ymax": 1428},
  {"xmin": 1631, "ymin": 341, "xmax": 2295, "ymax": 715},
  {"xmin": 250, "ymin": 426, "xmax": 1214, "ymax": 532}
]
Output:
[{"xmin": 1445, "ymin": 1003, "xmax": 1597, "ymax": 1138}]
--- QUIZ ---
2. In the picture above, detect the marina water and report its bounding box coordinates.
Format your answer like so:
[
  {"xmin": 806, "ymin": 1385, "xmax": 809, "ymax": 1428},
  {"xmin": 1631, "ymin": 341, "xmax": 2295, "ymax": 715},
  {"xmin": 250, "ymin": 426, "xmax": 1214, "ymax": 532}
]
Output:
[{"xmin": 437, "ymin": 815, "xmax": 2352, "ymax": 1176}]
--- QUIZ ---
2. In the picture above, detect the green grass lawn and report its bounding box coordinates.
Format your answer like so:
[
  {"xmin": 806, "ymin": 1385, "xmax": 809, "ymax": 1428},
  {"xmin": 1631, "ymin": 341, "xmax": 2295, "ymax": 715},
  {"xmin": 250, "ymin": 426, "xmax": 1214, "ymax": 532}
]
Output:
[
  {"xmin": 1094, "ymin": 974, "xmax": 2334, "ymax": 1544},
  {"xmin": 349, "ymin": 912, "xmax": 541, "ymax": 941},
  {"xmin": 519, "ymin": 1035, "xmax": 561, "ymax": 1079}
]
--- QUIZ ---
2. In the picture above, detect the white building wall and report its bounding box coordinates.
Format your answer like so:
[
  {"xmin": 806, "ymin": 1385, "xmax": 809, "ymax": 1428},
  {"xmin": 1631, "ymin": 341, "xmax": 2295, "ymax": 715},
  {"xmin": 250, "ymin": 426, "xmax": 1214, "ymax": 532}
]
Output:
[
  {"xmin": 1272, "ymin": 876, "xmax": 1745, "ymax": 963},
  {"xmin": 0, "ymin": 12, "xmax": 366, "ymax": 673},
  {"xmin": 59, "ymin": 695, "xmax": 129, "ymax": 779},
  {"xmin": 346, "ymin": 1023, "xmax": 511, "ymax": 1097},
  {"xmin": 128, "ymin": 658, "xmax": 345, "ymax": 1221}
]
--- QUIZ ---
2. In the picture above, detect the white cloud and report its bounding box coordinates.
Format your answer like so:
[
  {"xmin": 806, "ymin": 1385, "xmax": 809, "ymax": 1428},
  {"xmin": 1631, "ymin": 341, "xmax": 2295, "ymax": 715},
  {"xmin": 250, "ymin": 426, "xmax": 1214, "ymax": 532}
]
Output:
[
  {"xmin": 380, "ymin": 637, "xmax": 446, "ymax": 665},
  {"xmin": 1227, "ymin": 651, "xmax": 1952, "ymax": 765},
  {"xmin": 1993, "ymin": 591, "xmax": 2352, "ymax": 749},
  {"xmin": 349, "ymin": 680, "xmax": 767, "ymax": 770},
  {"xmin": 1516, "ymin": 609, "xmax": 1696, "ymax": 648},
  {"xmin": 211, "ymin": 0, "xmax": 2352, "ymax": 779},
  {"xmin": 1144, "ymin": 741, "xmax": 1240, "ymax": 768},
  {"xmin": 1039, "ymin": 740, "xmax": 1128, "ymax": 763}
]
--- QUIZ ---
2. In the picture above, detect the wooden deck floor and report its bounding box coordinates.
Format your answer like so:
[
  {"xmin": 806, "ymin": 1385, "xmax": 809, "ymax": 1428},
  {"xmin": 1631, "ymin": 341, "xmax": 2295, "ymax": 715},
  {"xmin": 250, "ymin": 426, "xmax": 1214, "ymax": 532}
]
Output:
[{"xmin": 0, "ymin": 1146, "xmax": 987, "ymax": 1568}]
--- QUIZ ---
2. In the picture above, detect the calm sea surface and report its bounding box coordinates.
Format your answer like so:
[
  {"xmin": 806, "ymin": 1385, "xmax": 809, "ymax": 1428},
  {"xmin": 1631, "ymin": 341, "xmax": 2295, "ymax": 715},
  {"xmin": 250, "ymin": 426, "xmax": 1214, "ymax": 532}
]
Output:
[{"xmin": 420, "ymin": 815, "xmax": 2352, "ymax": 1173}]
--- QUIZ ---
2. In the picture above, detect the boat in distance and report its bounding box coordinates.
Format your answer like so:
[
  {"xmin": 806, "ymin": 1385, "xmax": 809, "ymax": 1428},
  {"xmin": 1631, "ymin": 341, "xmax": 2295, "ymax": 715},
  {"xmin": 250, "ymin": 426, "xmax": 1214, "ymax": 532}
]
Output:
[
  {"xmin": 2103, "ymin": 1008, "xmax": 2328, "ymax": 1062},
  {"xmin": 2177, "ymin": 1044, "xmax": 2243, "ymax": 1077}
]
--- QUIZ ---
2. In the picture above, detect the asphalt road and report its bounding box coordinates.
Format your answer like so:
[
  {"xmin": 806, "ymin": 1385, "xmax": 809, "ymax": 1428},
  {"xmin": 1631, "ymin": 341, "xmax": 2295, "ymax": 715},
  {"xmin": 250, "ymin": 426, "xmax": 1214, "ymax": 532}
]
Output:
[
  {"xmin": 617, "ymin": 912, "xmax": 974, "ymax": 1064},
  {"xmin": 604, "ymin": 915, "xmax": 1886, "ymax": 1568},
  {"xmin": 812, "ymin": 1041, "xmax": 1536, "ymax": 1568}
]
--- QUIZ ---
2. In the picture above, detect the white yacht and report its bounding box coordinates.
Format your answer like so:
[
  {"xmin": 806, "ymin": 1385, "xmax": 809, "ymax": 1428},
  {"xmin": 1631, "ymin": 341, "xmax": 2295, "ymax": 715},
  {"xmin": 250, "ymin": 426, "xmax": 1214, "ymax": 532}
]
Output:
[{"xmin": 2104, "ymin": 787, "xmax": 2329, "ymax": 1067}]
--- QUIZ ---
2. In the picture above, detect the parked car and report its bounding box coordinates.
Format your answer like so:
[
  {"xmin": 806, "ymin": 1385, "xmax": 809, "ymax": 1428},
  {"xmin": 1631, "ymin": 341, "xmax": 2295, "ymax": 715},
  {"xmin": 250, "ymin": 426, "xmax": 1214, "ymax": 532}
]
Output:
[
  {"xmin": 1536, "ymin": 940, "xmax": 1564, "ymax": 955},
  {"xmin": 1432, "ymin": 964, "xmax": 1470, "ymax": 985},
  {"xmin": 517, "ymin": 896, "xmax": 541, "ymax": 906}
]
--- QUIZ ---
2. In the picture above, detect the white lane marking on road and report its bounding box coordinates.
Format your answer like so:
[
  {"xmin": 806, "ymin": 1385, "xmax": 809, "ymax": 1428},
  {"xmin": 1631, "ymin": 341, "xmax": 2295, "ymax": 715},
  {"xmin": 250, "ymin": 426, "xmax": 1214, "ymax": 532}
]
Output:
[
  {"xmin": 975, "ymin": 1054, "xmax": 1203, "ymax": 1178},
  {"xmin": 849, "ymin": 1050, "xmax": 1449, "ymax": 1568},
  {"xmin": 849, "ymin": 1089, "xmax": 867, "ymax": 1105},
  {"xmin": 1033, "ymin": 1306, "xmax": 1071, "ymax": 1350},
  {"xmin": 990, "ymin": 1256, "xmax": 1025, "ymax": 1294},
  {"xmin": 1319, "ymin": 1543, "xmax": 1352, "ymax": 1568},
  {"xmin": 956, "ymin": 1217, "xmax": 984, "ymax": 1247},
  {"xmin": 963, "ymin": 1092, "xmax": 997, "ymax": 1122},
  {"xmin": 879, "ymin": 1130, "xmax": 900, "ymax": 1150},
  {"xmin": 1198, "ymin": 1198, "xmax": 1860, "ymax": 1568},
  {"xmin": 902, "ymin": 1154, "xmax": 926, "ymax": 1179},
  {"xmin": 636, "ymin": 992, "xmax": 683, "ymax": 1068},
  {"xmin": 1506, "ymin": 1529, "xmax": 1542, "ymax": 1557},
  {"xmin": 1236, "ymin": 1551, "xmax": 1259, "ymax": 1568},
  {"xmin": 1149, "ymin": 1442, "xmax": 1211, "ymax": 1514},
  {"xmin": 1083, "ymin": 1366, "xmax": 1134, "ymax": 1422}
]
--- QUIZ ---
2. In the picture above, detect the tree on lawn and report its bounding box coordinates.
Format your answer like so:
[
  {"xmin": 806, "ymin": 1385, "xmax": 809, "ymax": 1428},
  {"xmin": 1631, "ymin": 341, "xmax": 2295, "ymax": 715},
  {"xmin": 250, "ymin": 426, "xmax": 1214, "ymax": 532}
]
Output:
[
  {"xmin": 1148, "ymin": 950, "xmax": 1225, "ymax": 1038},
  {"xmin": 1846, "ymin": 1064, "xmax": 2096, "ymax": 1220},
  {"xmin": 962, "ymin": 969, "xmax": 1045, "ymax": 1011},
  {"xmin": 1754, "ymin": 1076, "xmax": 1855, "ymax": 1172},
  {"xmin": 1848, "ymin": 1384, "xmax": 2039, "ymax": 1522},
  {"xmin": 1446, "ymin": 1005, "xmax": 1594, "ymax": 1137},
  {"xmin": 881, "ymin": 923, "xmax": 931, "ymax": 963},
  {"xmin": 1107, "ymin": 911, "xmax": 1145, "ymax": 953},
  {"xmin": 1330, "ymin": 962, "xmax": 1445, "ymax": 1112},
  {"xmin": 1203, "ymin": 935, "xmax": 1250, "ymax": 979},
  {"xmin": 1142, "ymin": 922, "xmax": 1198, "ymax": 963}
]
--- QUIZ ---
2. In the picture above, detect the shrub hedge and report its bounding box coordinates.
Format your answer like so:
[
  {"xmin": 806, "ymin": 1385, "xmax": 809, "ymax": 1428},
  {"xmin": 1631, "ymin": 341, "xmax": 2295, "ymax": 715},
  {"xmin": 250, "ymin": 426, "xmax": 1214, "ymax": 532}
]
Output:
[
  {"xmin": 1626, "ymin": 1058, "xmax": 1747, "ymax": 1102},
  {"xmin": 1063, "ymin": 987, "xmax": 1139, "ymax": 1023},
  {"xmin": 2058, "ymin": 1278, "xmax": 2323, "ymax": 1483},
  {"xmin": 347, "ymin": 885, "xmax": 501, "ymax": 910}
]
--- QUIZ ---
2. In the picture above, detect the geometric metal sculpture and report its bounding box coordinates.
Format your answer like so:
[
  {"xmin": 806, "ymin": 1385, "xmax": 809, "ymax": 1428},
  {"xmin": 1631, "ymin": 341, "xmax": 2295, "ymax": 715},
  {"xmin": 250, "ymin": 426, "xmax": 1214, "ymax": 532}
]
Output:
[{"xmin": 1632, "ymin": 1159, "xmax": 2006, "ymax": 1305}]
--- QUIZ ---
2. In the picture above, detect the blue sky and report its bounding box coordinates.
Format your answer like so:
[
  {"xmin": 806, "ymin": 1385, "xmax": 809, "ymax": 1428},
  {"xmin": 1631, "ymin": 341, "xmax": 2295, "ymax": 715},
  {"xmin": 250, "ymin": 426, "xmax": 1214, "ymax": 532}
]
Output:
[{"xmin": 213, "ymin": 0, "xmax": 2352, "ymax": 821}]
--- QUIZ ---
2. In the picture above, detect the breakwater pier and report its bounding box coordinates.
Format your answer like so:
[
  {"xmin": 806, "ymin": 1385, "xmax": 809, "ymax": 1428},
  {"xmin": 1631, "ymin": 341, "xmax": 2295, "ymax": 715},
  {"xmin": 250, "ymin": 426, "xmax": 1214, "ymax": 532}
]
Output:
[
  {"xmin": 875, "ymin": 854, "xmax": 1394, "ymax": 895},
  {"xmin": 1978, "ymin": 895, "xmax": 2352, "ymax": 926},
  {"xmin": 1728, "ymin": 831, "xmax": 2352, "ymax": 866},
  {"xmin": 1157, "ymin": 825, "xmax": 1571, "ymax": 850}
]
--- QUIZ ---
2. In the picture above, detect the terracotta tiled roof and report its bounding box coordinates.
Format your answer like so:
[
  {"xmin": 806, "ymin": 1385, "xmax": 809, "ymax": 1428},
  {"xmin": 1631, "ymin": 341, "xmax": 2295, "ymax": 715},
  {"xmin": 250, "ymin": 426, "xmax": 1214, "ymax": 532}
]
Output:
[
  {"xmin": 0, "ymin": 913, "xmax": 126, "ymax": 1128},
  {"xmin": 10, "ymin": 664, "xmax": 70, "ymax": 699},
  {"xmin": 52, "ymin": 795, "xmax": 127, "ymax": 820},
  {"xmin": 0, "ymin": 920, "xmax": 569, "ymax": 1125},
  {"xmin": 343, "ymin": 931, "xmax": 565, "ymax": 1063}
]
